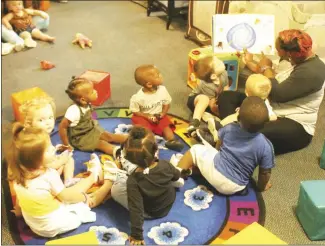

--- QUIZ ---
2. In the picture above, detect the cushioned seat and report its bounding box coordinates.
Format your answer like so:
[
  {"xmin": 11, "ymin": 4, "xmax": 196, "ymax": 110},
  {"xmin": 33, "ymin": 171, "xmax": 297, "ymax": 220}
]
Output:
[{"xmin": 296, "ymin": 180, "xmax": 325, "ymax": 241}]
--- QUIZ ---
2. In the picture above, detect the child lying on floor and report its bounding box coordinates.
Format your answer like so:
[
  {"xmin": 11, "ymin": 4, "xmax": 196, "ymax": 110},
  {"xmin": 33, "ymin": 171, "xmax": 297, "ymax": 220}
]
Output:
[
  {"xmin": 130, "ymin": 64, "xmax": 184, "ymax": 152},
  {"xmin": 205, "ymin": 74, "xmax": 277, "ymax": 142},
  {"xmin": 7, "ymin": 123, "xmax": 102, "ymax": 238},
  {"xmin": 177, "ymin": 97, "xmax": 275, "ymax": 195},
  {"xmin": 20, "ymin": 96, "xmax": 79, "ymax": 187},
  {"xmin": 59, "ymin": 77, "xmax": 128, "ymax": 155},
  {"xmin": 89, "ymin": 126, "xmax": 186, "ymax": 245}
]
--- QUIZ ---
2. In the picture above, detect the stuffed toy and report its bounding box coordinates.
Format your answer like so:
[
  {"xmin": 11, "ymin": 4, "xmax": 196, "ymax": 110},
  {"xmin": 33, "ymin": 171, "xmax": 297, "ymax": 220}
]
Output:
[
  {"xmin": 72, "ymin": 33, "xmax": 92, "ymax": 49},
  {"xmin": 40, "ymin": 60, "xmax": 55, "ymax": 70}
]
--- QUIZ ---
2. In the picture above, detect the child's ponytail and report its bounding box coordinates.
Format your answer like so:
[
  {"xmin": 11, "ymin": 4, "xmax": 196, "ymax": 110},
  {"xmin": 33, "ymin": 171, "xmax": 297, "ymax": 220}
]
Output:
[{"xmin": 7, "ymin": 122, "xmax": 49, "ymax": 186}]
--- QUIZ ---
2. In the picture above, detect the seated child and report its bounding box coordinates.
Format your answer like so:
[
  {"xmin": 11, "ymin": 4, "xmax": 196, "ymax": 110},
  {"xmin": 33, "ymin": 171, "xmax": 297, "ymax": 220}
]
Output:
[
  {"xmin": 20, "ymin": 96, "xmax": 78, "ymax": 187},
  {"xmin": 7, "ymin": 123, "xmax": 102, "ymax": 238},
  {"xmin": 177, "ymin": 97, "xmax": 275, "ymax": 194},
  {"xmin": 187, "ymin": 55, "xmax": 229, "ymax": 135},
  {"xmin": 206, "ymin": 74, "xmax": 277, "ymax": 142},
  {"xmin": 2, "ymin": 0, "xmax": 55, "ymax": 48},
  {"xmin": 59, "ymin": 77, "xmax": 128, "ymax": 155},
  {"xmin": 130, "ymin": 64, "xmax": 184, "ymax": 151},
  {"xmin": 90, "ymin": 126, "xmax": 182, "ymax": 245}
]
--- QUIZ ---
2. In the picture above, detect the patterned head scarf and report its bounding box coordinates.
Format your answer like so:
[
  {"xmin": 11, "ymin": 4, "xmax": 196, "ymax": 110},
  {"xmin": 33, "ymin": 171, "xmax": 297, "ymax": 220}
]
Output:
[{"xmin": 278, "ymin": 29, "xmax": 313, "ymax": 62}]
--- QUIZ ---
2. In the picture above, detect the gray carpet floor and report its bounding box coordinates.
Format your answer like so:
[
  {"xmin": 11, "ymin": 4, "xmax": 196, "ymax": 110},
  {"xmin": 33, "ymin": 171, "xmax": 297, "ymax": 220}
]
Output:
[{"xmin": 1, "ymin": 1, "xmax": 325, "ymax": 244}]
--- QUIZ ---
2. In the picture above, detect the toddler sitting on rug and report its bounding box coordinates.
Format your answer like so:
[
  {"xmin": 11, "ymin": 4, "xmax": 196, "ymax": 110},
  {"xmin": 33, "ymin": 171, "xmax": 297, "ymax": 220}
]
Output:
[
  {"xmin": 7, "ymin": 123, "xmax": 102, "ymax": 238},
  {"xmin": 20, "ymin": 96, "xmax": 79, "ymax": 187},
  {"xmin": 89, "ymin": 126, "xmax": 184, "ymax": 245},
  {"xmin": 177, "ymin": 97, "xmax": 275, "ymax": 195},
  {"xmin": 59, "ymin": 77, "xmax": 128, "ymax": 155},
  {"xmin": 130, "ymin": 64, "xmax": 184, "ymax": 152},
  {"xmin": 2, "ymin": 0, "xmax": 55, "ymax": 48},
  {"xmin": 206, "ymin": 74, "xmax": 277, "ymax": 142},
  {"xmin": 187, "ymin": 55, "xmax": 229, "ymax": 135}
]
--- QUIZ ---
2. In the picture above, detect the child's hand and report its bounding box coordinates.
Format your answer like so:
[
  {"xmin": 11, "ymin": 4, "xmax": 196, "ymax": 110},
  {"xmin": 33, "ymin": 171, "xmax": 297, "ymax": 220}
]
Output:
[
  {"xmin": 243, "ymin": 48, "xmax": 254, "ymax": 63},
  {"xmin": 264, "ymin": 182, "xmax": 272, "ymax": 191},
  {"xmin": 10, "ymin": 205, "xmax": 22, "ymax": 217},
  {"xmin": 129, "ymin": 236, "xmax": 145, "ymax": 245},
  {"xmin": 56, "ymin": 144, "xmax": 73, "ymax": 153},
  {"xmin": 258, "ymin": 52, "xmax": 273, "ymax": 68},
  {"xmin": 148, "ymin": 115, "xmax": 158, "ymax": 124},
  {"xmin": 40, "ymin": 12, "xmax": 49, "ymax": 19}
]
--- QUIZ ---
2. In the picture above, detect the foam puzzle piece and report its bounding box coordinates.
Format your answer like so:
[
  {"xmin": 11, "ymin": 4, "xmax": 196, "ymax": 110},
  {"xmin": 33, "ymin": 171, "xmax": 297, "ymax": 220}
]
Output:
[
  {"xmin": 11, "ymin": 87, "xmax": 49, "ymax": 122},
  {"xmin": 223, "ymin": 222, "xmax": 287, "ymax": 244},
  {"xmin": 45, "ymin": 231, "xmax": 99, "ymax": 245},
  {"xmin": 296, "ymin": 180, "xmax": 325, "ymax": 241}
]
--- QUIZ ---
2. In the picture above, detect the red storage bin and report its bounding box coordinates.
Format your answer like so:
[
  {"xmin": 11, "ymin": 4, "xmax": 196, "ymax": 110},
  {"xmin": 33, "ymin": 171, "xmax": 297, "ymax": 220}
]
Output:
[{"xmin": 79, "ymin": 70, "xmax": 111, "ymax": 106}]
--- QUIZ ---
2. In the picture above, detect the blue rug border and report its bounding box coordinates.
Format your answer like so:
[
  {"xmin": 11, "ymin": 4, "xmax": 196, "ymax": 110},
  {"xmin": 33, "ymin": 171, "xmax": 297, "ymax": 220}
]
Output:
[{"xmin": 1, "ymin": 107, "xmax": 266, "ymax": 245}]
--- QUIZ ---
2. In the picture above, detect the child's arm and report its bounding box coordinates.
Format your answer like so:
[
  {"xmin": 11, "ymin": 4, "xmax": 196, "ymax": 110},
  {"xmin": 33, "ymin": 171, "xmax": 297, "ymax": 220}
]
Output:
[
  {"xmin": 160, "ymin": 104, "xmax": 170, "ymax": 118},
  {"xmin": 58, "ymin": 118, "xmax": 74, "ymax": 151},
  {"xmin": 46, "ymin": 151, "xmax": 71, "ymax": 170},
  {"xmin": 2, "ymin": 13, "xmax": 14, "ymax": 30},
  {"xmin": 127, "ymin": 178, "xmax": 145, "ymax": 244},
  {"xmin": 56, "ymin": 188, "xmax": 89, "ymax": 204},
  {"xmin": 25, "ymin": 8, "xmax": 49, "ymax": 19},
  {"xmin": 10, "ymin": 198, "xmax": 22, "ymax": 217},
  {"xmin": 257, "ymin": 167, "xmax": 272, "ymax": 191}
]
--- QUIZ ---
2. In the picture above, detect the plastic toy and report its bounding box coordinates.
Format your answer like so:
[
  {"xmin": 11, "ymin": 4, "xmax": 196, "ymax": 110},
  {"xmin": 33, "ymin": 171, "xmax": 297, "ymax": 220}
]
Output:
[{"xmin": 72, "ymin": 33, "xmax": 92, "ymax": 49}]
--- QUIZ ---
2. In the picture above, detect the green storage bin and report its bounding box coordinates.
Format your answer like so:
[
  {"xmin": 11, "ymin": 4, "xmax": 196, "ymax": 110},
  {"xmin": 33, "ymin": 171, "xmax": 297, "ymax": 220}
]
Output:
[{"xmin": 296, "ymin": 180, "xmax": 325, "ymax": 241}]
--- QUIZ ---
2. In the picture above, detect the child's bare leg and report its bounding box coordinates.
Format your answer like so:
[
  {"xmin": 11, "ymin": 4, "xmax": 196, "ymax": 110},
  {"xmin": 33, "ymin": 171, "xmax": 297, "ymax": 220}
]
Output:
[
  {"xmin": 163, "ymin": 127, "xmax": 174, "ymax": 141},
  {"xmin": 96, "ymin": 139, "xmax": 115, "ymax": 155},
  {"xmin": 89, "ymin": 180, "xmax": 113, "ymax": 208},
  {"xmin": 19, "ymin": 31, "xmax": 37, "ymax": 48},
  {"xmin": 100, "ymin": 131, "xmax": 128, "ymax": 144},
  {"xmin": 63, "ymin": 157, "xmax": 75, "ymax": 182},
  {"xmin": 57, "ymin": 166, "xmax": 64, "ymax": 175},
  {"xmin": 65, "ymin": 173, "xmax": 95, "ymax": 193},
  {"xmin": 193, "ymin": 95, "xmax": 210, "ymax": 121},
  {"xmin": 31, "ymin": 28, "xmax": 55, "ymax": 42},
  {"xmin": 177, "ymin": 150, "xmax": 194, "ymax": 170}
]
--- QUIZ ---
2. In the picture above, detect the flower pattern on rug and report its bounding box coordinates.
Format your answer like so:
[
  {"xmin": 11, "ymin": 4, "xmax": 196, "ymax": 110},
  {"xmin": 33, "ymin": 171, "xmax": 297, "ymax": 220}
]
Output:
[
  {"xmin": 155, "ymin": 135, "xmax": 168, "ymax": 150},
  {"xmin": 148, "ymin": 222, "xmax": 189, "ymax": 245},
  {"xmin": 89, "ymin": 226, "xmax": 128, "ymax": 245},
  {"xmin": 114, "ymin": 124, "xmax": 133, "ymax": 134},
  {"xmin": 184, "ymin": 185, "xmax": 213, "ymax": 211}
]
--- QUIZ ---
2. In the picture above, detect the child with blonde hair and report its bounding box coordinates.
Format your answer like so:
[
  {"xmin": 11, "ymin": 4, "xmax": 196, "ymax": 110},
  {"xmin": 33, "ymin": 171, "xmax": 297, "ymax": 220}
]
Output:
[
  {"xmin": 20, "ymin": 96, "xmax": 78, "ymax": 187},
  {"xmin": 59, "ymin": 77, "xmax": 128, "ymax": 155},
  {"xmin": 204, "ymin": 74, "xmax": 276, "ymax": 143},
  {"xmin": 130, "ymin": 65, "xmax": 184, "ymax": 151},
  {"xmin": 187, "ymin": 55, "xmax": 229, "ymax": 135},
  {"xmin": 7, "ymin": 123, "xmax": 102, "ymax": 238}
]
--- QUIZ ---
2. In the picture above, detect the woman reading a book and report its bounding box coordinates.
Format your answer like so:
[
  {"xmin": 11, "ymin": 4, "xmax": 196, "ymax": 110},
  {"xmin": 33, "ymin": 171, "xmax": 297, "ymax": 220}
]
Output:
[{"xmin": 217, "ymin": 29, "xmax": 325, "ymax": 155}]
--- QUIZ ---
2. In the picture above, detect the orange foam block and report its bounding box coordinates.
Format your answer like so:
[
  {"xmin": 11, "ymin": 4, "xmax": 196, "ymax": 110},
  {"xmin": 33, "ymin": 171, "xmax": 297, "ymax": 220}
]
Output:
[{"xmin": 11, "ymin": 87, "xmax": 49, "ymax": 122}]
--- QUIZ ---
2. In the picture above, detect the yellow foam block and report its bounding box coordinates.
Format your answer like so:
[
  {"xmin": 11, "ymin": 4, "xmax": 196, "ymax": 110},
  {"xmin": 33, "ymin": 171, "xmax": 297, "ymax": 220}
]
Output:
[
  {"xmin": 45, "ymin": 231, "xmax": 99, "ymax": 245},
  {"xmin": 223, "ymin": 222, "xmax": 287, "ymax": 245},
  {"xmin": 11, "ymin": 87, "xmax": 49, "ymax": 122}
]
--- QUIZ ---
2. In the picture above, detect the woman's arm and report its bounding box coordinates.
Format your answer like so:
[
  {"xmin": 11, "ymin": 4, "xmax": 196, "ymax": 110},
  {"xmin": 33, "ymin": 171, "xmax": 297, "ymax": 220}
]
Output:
[{"xmin": 25, "ymin": 9, "xmax": 48, "ymax": 19}]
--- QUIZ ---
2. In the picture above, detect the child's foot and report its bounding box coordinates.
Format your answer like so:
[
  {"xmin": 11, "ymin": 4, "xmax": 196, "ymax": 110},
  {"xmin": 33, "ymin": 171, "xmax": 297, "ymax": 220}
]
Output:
[
  {"xmin": 1, "ymin": 43, "xmax": 15, "ymax": 55},
  {"xmin": 24, "ymin": 38, "xmax": 37, "ymax": 48},
  {"xmin": 14, "ymin": 43, "xmax": 24, "ymax": 52},
  {"xmin": 196, "ymin": 128, "xmax": 216, "ymax": 147},
  {"xmin": 165, "ymin": 139, "xmax": 184, "ymax": 152},
  {"xmin": 172, "ymin": 178, "xmax": 184, "ymax": 188},
  {"xmin": 64, "ymin": 177, "xmax": 82, "ymax": 188},
  {"xmin": 44, "ymin": 35, "xmax": 55, "ymax": 42},
  {"xmin": 187, "ymin": 119, "xmax": 200, "ymax": 136},
  {"xmin": 207, "ymin": 118, "xmax": 222, "ymax": 142},
  {"xmin": 88, "ymin": 154, "xmax": 103, "ymax": 183}
]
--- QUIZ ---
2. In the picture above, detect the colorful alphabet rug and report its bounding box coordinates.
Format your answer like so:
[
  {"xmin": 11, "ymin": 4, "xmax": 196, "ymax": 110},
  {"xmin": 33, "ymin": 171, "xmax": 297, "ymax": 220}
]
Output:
[{"xmin": 2, "ymin": 107, "xmax": 265, "ymax": 245}]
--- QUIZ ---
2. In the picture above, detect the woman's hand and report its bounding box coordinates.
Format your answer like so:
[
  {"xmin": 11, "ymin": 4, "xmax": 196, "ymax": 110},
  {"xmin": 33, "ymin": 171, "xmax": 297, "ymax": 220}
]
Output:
[
  {"xmin": 129, "ymin": 236, "xmax": 145, "ymax": 245},
  {"xmin": 258, "ymin": 52, "xmax": 273, "ymax": 68},
  {"xmin": 243, "ymin": 48, "xmax": 254, "ymax": 63}
]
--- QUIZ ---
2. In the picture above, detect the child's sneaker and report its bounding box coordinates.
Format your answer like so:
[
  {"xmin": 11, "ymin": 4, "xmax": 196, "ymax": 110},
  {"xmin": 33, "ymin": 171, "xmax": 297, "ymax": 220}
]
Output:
[
  {"xmin": 88, "ymin": 154, "xmax": 103, "ymax": 183},
  {"xmin": 196, "ymin": 128, "xmax": 216, "ymax": 147},
  {"xmin": 172, "ymin": 178, "xmax": 185, "ymax": 188},
  {"xmin": 201, "ymin": 112, "xmax": 220, "ymax": 123},
  {"xmin": 207, "ymin": 118, "xmax": 222, "ymax": 142},
  {"xmin": 165, "ymin": 139, "xmax": 184, "ymax": 152},
  {"xmin": 180, "ymin": 169, "xmax": 192, "ymax": 180},
  {"xmin": 187, "ymin": 118, "xmax": 200, "ymax": 136}
]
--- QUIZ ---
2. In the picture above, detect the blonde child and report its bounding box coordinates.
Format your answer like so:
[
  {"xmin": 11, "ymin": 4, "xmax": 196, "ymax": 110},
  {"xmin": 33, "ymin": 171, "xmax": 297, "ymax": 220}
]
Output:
[
  {"xmin": 2, "ymin": 1, "xmax": 55, "ymax": 48},
  {"xmin": 205, "ymin": 74, "xmax": 276, "ymax": 142},
  {"xmin": 7, "ymin": 123, "xmax": 102, "ymax": 238},
  {"xmin": 187, "ymin": 55, "xmax": 229, "ymax": 135},
  {"xmin": 20, "ymin": 97, "xmax": 78, "ymax": 187},
  {"xmin": 130, "ymin": 65, "xmax": 184, "ymax": 152},
  {"xmin": 89, "ymin": 126, "xmax": 183, "ymax": 245},
  {"xmin": 59, "ymin": 77, "xmax": 128, "ymax": 155}
]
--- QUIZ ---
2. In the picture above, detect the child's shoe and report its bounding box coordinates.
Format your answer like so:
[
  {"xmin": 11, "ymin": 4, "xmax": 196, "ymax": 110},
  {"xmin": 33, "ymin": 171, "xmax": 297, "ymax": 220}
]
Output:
[
  {"xmin": 172, "ymin": 178, "xmax": 185, "ymax": 188},
  {"xmin": 2, "ymin": 43, "xmax": 15, "ymax": 55},
  {"xmin": 165, "ymin": 139, "xmax": 184, "ymax": 152},
  {"xmin": 187, "ymin": 118, "xmax": 200, "ymax": 136},
  {"xmin": 207, "ymin": 118, "xmax": 222, "ymax": 142},
  {"xmin": 201, "ymin": 112, "xmax": 221, "ymax": 123},
  {"xmin": 88, "ymin": 154, "xmax": 104, "ymax": 183},
  {"xmin": 196, "ymin": 128, "xmax": 216, "ymax": 147},
  {"xmin": 14, "ymin": 43, "xmax": 24, "ymax": 52}
]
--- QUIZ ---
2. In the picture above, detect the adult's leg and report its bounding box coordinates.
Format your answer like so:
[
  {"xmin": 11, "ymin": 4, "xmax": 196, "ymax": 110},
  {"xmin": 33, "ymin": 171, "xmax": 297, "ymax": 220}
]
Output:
[
  {"xmin": 111, "ymin": 173, "xmax": 129, "ymax": 209},
  {"xmin": 1, "ymin": 25, "xmax": 25, "ymax": 51},
  {"xmin": 218, "ymin": 91, "xmax": 246, "ymax": 119},
  {"xmin": 261, "ymin": 118, "xmax": 313, "ymax": 155}
]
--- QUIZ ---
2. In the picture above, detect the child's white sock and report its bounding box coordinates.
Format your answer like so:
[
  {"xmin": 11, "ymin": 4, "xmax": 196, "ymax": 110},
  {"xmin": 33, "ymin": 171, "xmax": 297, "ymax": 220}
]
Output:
[
  {"xmin": 172, "ymin": 178, "xmax": 185, "ymax": 188},
  {"xmin": 88, "ymin": 153, "xmax": 103, "ymax": 183}
]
